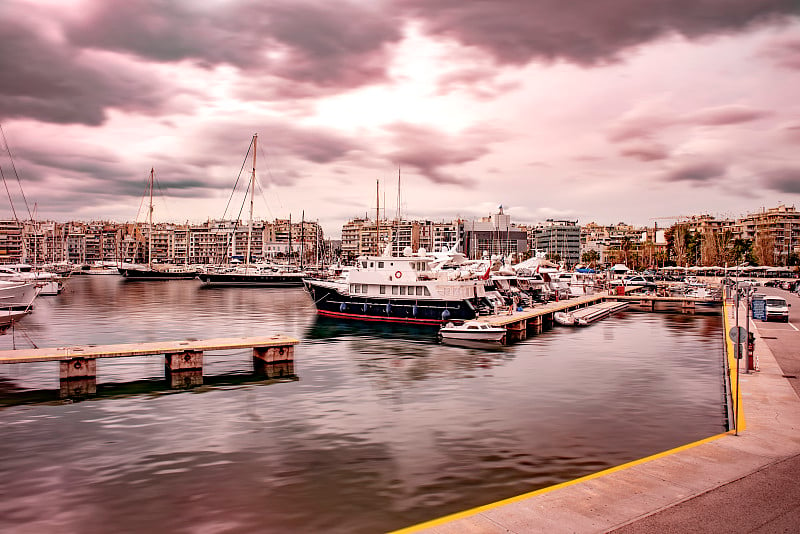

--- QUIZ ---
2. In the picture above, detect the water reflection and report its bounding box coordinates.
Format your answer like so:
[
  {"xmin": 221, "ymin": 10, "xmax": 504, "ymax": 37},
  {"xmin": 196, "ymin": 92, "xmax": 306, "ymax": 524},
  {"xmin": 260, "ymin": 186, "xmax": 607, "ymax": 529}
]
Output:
[{"xmin": 0, "ymin": 277, "xmax": 727, "ymax": 534}]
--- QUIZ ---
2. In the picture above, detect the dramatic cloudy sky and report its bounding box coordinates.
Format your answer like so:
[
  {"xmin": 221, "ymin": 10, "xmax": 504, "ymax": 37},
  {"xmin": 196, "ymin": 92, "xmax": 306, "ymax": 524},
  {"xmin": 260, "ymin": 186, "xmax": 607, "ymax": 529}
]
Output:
[{"xmin": 1, "ymin": 0, "xmax": 799, "ymax": 236}]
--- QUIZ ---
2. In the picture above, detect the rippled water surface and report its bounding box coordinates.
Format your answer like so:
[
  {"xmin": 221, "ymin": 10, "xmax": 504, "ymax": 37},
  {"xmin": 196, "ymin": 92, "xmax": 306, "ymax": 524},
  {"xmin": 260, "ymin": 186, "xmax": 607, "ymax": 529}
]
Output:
[{"xmin": 0, "ymin": 276, "xmax": 726, "ymax": 533}]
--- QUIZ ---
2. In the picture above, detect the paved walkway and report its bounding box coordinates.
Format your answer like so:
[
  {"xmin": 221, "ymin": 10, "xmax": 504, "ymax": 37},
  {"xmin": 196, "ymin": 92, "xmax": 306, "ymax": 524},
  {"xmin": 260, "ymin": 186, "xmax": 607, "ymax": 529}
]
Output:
[{"xmin": 395, "ymin": 294, "xmax": 800, "ymax": 533}]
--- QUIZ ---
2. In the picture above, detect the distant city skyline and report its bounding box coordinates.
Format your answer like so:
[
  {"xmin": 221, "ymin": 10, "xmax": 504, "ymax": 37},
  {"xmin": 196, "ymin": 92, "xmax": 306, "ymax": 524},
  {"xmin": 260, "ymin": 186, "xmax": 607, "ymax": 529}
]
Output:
[{"xmin": 1, "ymin": 1, "xmax": 799, "ymax": 238}]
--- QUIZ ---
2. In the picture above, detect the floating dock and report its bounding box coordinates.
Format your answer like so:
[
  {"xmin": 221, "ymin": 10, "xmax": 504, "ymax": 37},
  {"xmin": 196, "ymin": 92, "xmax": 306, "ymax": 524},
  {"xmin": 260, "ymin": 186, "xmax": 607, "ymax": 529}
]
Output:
[
  {"xmin": 559, "ymin": 300, "xmax": 630, "ymax": 326},
  {"xmin": 0, "ymin": 335, "xmax": 299, "ymax": 396},
  {"xmin": 482, "ymin": 289, "xmax": 721, "ymax": 343}
]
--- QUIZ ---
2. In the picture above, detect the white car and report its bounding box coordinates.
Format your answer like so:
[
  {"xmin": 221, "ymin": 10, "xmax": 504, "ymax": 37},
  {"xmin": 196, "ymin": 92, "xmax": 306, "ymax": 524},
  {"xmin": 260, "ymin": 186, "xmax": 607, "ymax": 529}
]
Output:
[{"xmin": 764, "ymin": 296, "xmax": 790, "ymax": 323}]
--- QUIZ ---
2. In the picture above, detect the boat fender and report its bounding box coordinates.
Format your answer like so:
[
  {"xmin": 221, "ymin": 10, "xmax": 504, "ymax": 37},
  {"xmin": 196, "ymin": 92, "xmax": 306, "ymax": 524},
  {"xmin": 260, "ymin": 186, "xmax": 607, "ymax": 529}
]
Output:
[
  {"xmin": 386, "ymin": 302, "xmax": 392, "ymax": 314},
  {"xmin": 395, "ymin": 271, "xmax": 402, "ymax": 279},
  {"xmin": 340, "ymin": 303, "xmax": 346, "ymax": 312},
  {"xmin": 442, "ymin": 309, "xmax": 451, "ymax": 320},
  {"xmin": 412, "ymin": 304, "xmax": 418, "ymax": 317},
  {"xmin": 363, "ymin": 303, "xmax": 367, "ymax": 312}
]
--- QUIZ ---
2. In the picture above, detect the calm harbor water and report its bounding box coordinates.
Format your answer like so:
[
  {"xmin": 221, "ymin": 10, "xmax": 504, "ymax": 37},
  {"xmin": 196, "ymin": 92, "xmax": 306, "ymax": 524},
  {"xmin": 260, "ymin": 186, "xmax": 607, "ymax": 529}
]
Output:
[{"xmin": 0, "ymin": 276, "xmax": 726, "ymax": 533}]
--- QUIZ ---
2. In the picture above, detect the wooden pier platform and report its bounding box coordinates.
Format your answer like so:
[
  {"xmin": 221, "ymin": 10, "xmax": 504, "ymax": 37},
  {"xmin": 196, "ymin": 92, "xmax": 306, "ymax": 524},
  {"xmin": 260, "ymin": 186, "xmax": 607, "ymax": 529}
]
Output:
[
  {"xmin": 0, "ymin": 335, "xmax": 299, "ymax": 396},
  {"xmin": 480, "ymin": 290, "xmax": 720, "ymax": 343}
]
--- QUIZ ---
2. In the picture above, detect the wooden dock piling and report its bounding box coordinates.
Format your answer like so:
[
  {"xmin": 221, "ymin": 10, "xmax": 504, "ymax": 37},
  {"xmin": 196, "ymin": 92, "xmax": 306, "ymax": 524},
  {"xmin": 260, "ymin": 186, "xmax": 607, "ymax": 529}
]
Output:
[{"xmin": 0, "ymin": 335, "xmax": 300, "ymax": 396}]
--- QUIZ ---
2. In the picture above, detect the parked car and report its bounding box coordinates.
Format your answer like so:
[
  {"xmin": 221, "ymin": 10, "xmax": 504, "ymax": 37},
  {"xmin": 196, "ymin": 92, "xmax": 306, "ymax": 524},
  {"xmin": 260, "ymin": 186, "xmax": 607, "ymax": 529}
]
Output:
[
  {"xmin": 764, "ymin": 296, "xmax": 790, "ymax": 322},
  {"xmin": 623, "ymin": 275, "xmax": 657, "ymax": 290}
]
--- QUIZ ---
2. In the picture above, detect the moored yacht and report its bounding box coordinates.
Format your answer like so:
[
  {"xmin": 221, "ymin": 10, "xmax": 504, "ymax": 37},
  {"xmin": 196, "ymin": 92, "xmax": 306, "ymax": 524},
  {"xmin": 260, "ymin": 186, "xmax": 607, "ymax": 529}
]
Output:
[
  {"xmin": 0, "ymin": 280, "xmax": 39, "ymax": 310},
  {"xmin": 199, "ymin": 264, "xmax": 307, "ymax": 287},
  {"xmin": 303, "ymin": 245, "xmax": 487, "ymax": 325},
  {"xmin": 118, "ymin": 168, "xmax": 198, "ymax": 281}
]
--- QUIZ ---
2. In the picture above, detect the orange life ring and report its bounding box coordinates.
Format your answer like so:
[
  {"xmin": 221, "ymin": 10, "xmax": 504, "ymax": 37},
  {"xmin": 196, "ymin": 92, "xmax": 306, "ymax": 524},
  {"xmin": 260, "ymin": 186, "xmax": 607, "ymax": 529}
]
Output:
[{"xmin": 395, "ymin": 271, "xmax": 402, "ymax": 278}]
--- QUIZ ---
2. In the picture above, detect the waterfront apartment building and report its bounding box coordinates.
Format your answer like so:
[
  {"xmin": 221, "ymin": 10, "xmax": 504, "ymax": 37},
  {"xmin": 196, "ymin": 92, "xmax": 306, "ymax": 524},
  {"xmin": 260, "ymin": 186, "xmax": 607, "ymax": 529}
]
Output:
[
  {"xmin": 0, "ymin": 218, "xmax": 324, "ymax": 266},
  {"xmin": 460, "ymin": 207, "xmax": 528, "ymax": 260},
  {"xmin": 0, "ymin": 220, "xmax": 23, "ymax": 263},
  {"xmin": 340, "ymin": 218, "xmax": 394, "ymax": 261},
  {"xmin": 734, "ymin": 205, "xmax": 799, "ymax": 265},
  {"xmin": 530, "ymin": 219, "xmax": 581, "ymax": 266},
  {"xmin": 339, "ymin": 212, "xmax": 521, "ymax": 261},
  {"xmin": 580, "ymin": 222, "xmax": 667, "ymax": 268}
]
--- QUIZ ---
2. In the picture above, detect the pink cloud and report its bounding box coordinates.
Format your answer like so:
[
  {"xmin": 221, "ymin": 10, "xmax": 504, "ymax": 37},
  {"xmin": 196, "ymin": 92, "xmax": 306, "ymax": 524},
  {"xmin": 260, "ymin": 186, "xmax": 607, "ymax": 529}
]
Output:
[
  {"xmin": 608, "ymin": 104, "xmax": 772, "ymax": 144},
  {"xmin": 619, "ymin": 141, "xmax": 670, "ymax": 161},
  {"xmin": 684, "ymin": 105, "xmax": 773, "ymax": 126},
  {"xmin": 760, "ymin": 36, "xmax": 800, "ymax": 69},
  {"xmin": 661, "ymin": 161, "xmax": 727, "ymax": 183},
  {"xmin": 383, "ymin": 123, "xmax": 502, "ymax": 185}
]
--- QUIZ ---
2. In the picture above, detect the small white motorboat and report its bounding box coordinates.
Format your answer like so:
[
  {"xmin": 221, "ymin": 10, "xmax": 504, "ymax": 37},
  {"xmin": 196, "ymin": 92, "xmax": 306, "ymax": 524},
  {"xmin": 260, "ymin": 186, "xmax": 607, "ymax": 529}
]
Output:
[
  {"xmin": 439, "ymin": 321, "xmax": 506, "ymax": 343},
  {"xmin": 554, "ymin": 311, "xmax": 575, "ymax": 326}
]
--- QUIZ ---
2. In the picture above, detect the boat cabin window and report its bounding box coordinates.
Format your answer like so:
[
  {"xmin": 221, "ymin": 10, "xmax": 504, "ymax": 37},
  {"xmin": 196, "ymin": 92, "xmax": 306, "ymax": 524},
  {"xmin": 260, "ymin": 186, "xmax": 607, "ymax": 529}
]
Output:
[
  {"xmin": 400, "ymin": 286, "xmax": 406, "ymax": 295},
  {"xmin": 467, "ymin": 325, "xmax": 478, "ymax": 329},
  {"xmin": 361, "ymin": 261, "xmax": 368, "ymax": 268},
  {"xmin": 370, "ymin": 262, "xmax": 374, "ymax": 268},
  {"xmin": 392, "ymin": 286, "xmax": 399, "ymax": 295},
  {"xmin": 378, "ymin": 262, "xmax": 384, "ymax": 268},
  {"xmin": 415, "ymin": 286, "xmax": 424, "ymax": 296},
  {"xmin": 351, "ymin": 284, "xmax": 365, "ymax": 293},
  {"xmin": 380, "ymin": 285, "xmax": 386, "ymax": 294}
]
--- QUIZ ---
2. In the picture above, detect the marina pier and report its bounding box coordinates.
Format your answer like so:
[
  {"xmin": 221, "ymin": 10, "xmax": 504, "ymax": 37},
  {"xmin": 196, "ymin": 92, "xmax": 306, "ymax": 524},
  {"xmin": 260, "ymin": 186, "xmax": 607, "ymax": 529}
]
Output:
[
  {"xmin": 482, "ymin": 289, "xmax": 722, "ymax": 343},
  {"xmin": 0, "ymin": 335, "xmax": 299, "ymax": 396}
]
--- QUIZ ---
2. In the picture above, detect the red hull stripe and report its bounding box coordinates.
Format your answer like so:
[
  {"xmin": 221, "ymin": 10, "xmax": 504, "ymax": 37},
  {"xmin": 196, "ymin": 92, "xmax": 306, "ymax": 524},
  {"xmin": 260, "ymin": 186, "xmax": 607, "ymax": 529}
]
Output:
[{"xmin": 317, "ymin": 309, "xmax": 444, "ymax": 325}]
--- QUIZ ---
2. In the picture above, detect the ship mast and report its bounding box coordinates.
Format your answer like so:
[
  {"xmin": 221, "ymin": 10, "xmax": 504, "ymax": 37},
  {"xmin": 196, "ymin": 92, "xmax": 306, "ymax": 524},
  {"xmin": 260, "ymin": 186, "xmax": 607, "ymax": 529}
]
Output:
[
  {"xmin": 148, "ymin": 167, "xmax": 154, "ymax": 268},
  {"xmin": 246, "ymin": 134, "xmax": 256, "ymax": 271},
  {"xmin": 376, "ymin": 179, "xmax": 380, "ymax": 255}
]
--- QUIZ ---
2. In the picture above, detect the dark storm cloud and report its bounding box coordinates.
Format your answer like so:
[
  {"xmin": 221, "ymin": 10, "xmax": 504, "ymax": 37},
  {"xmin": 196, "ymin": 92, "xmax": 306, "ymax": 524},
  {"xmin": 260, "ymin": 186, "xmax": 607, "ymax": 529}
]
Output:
[
  {"xmin": 0, "ymin": 16, "xmax": 170, "ymax": 125},
  {"xmin": 395, "ymin": 0, "xmax": 800, "ymax": 66},
  {"xmin": 762, "ymin": 168, "xmax": 800, "ymax": 193},
  {"xmin": 66, "ymin": 0, "xmax": 402, "ymax": 89},
  {"xmin": 384, "ymin": 123, "xmax": 496, "ymax": 185},
  {"xmin": 662, "ymin": 161, "xmax": 727, "ymax": 183}
]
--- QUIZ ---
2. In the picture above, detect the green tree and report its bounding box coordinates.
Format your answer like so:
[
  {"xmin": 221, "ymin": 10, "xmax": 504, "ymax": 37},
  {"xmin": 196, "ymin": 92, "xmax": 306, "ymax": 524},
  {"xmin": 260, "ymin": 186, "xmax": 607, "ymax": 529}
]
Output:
[{"xmin": 581, "ymin": 249, "xmax": 600, "ymax": 267}]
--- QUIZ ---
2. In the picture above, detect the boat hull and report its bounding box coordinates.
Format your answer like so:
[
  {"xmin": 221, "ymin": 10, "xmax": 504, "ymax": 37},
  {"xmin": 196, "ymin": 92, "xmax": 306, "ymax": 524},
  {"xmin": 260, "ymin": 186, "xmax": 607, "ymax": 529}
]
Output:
[
  {"xmin": 118, "ymin": 267, "xmax": 198, "ymax": 280},
  {"xmin": 304, "ymin": 279, "xmax": 478, "ymax": 325},
  {"xmin": 0, "ymin": 281, "xmax": 38, "ymax": 310},
  {"xmin": 439, "ymin": 330, "xmax": 506, "ymax": 342},
  {"xmin": 198, "ymin": 273, "xmax": 306, "ymax": 287}
]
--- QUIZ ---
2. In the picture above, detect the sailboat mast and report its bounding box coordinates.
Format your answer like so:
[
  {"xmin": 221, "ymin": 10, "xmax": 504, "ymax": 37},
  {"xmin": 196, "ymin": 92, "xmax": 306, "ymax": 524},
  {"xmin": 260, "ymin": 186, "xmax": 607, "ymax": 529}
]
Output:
[
  {"xmin": 148, "ymin": 168, "xmax": 153, "ymax": 268},
  {"xmin": 375, "ymin": 179, "xmax": 380, "ymax": 255},
  {"xmin": 300, "ymin": 210, "xmax": 305, "ymax": 269},
  {"xmin": 246, "ymin": 134, "xmax": 256, "ymax": 269}
]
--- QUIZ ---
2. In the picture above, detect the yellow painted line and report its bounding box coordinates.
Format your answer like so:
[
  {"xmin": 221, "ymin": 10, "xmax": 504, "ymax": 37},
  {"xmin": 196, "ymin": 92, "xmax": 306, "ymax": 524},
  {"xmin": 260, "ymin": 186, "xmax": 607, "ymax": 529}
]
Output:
[{"xmin": 390, "ymin": 431, "xmax": 733, "ymax": 534}]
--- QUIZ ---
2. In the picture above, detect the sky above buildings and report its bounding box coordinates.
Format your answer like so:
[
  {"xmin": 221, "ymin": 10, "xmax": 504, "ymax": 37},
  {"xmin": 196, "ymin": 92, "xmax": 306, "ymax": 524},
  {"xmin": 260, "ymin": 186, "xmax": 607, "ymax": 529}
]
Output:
[{"xmin": 1, "ymin": 0, "xmax": 799, "ymax": 237}]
